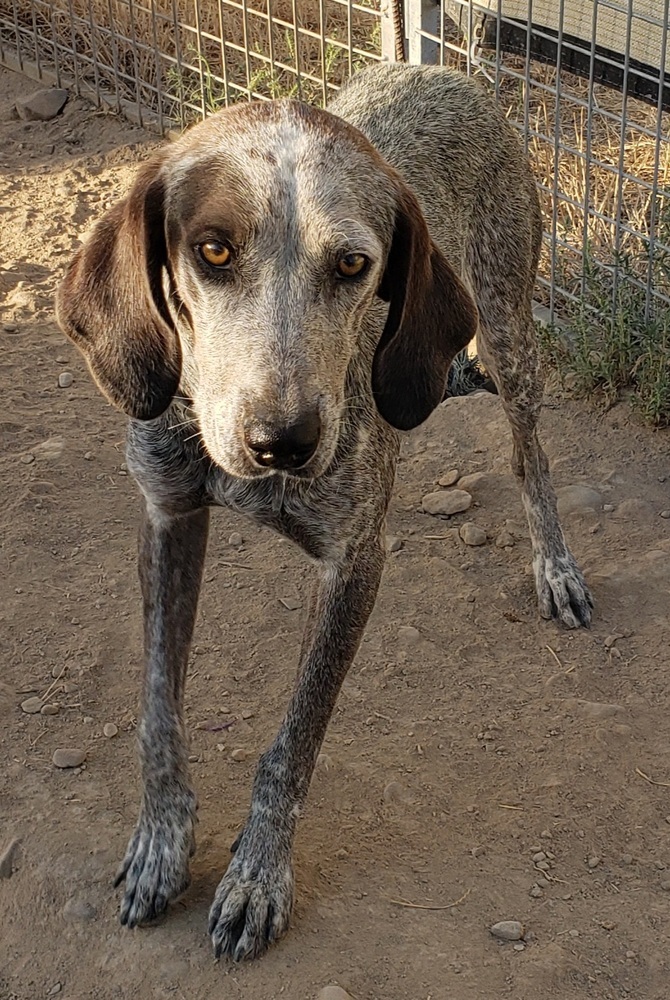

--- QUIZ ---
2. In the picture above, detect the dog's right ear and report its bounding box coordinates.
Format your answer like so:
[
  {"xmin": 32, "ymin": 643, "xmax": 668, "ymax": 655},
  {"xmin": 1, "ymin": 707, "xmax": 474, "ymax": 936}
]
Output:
[{"xmin": 56, "ymin": 152, "xmax": 181, "ymax": 420}]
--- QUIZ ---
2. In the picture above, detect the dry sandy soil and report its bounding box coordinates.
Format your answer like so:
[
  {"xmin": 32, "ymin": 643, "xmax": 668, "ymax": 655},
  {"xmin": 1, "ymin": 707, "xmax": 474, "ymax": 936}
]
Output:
[{"xmin": 2, "ymin": 65, "xmax": 670, "ymax": 1000}]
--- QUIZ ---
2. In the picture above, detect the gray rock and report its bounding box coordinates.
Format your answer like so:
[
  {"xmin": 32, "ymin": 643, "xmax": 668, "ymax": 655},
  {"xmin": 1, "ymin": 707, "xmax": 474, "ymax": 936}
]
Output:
[
  {"xmin": 16, "ymin": 88, "xmax": 69, "ymax": 121},
  {"xmin": 495, "ymin": 530, "xmax": 515, "ymax": 548},
  {"xmin": 587, "ymin": 856, "xmax": 600, "ymax": 869},
  {"xmin": 460, "ymin": 522, "xmax": 487, "ymax": 546},
  {"xmin": 0, "ymin": 837, "xmax": 20, "ymax": 878},
  {"xmin": 556, "ymin": 485, "xmax": 603, "ymax": 517},
  {"xmin": 529, "ymin": 885, "xmax": 543, "ymax": 898},
  {"xmin": 231, "ymin": 748, "xmax": 248, "ymax": 762},
  {"xmin": 228, "ymin": 531, "xmax": 243, "ymax": 547},
  {"xmin": 422, "ymin": 489, "xmax": 472, "ymax": 517},
  {"xmin": 490, "ymin": 920, "xmax": 525, "ymax": 941},
  {"xmin": 103, "ymin": 723, "xmax": 118, "ymax": 738},
  {"xmin": 317, "ymin": 988, "xmax": 352, "ymax": 1000},
  {"xmin": 386, "ymin": 536, "xmax": 403, "ymax": 553},
  {"xmin": 661, "ymin": 510, "xmax": 670, "ymax": 519},
  {"xmin": 20, "ymin": 452, "xmax": 35, "ymax": 465},
  {"xmin": 58, "ymin": 371, "xmax": 74, "ymax": 388},
  {"xmin": 40, "ymin": 703, "xmax": 60, "ymax": 716},
  {"xmin": 532, "ymin": 852, "xmax": 546, "ymax": 863},
  {"xmin": 20, "ymin": 696, "xmax": 42, "ymax": 714},
  {"xmin": 279, "ymin": 596, "xmax": 301, "ymax": 611},
  {"xmin": 53, "ymin": 748, "xmax": 86, "ymax": 769}
]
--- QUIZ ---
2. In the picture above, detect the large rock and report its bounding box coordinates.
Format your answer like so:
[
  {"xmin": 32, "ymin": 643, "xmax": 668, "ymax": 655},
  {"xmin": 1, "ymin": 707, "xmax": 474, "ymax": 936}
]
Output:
[
  {"xmin": 556, "ymin": 485, "xmax": 603, "ymax": 517},
  {"xmin": 422, "ymin": 489, "xmax": 472, "ymax": 517},
  {"xmin": 16, "ymin": 88, "xmax": 69, "ymax": 121}
]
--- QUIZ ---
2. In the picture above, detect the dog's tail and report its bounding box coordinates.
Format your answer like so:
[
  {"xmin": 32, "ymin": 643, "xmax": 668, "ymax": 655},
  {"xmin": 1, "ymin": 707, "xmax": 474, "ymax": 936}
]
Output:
[{"xmin": 445, "ymin": 350, "xmax": 498, "ymax": 398}]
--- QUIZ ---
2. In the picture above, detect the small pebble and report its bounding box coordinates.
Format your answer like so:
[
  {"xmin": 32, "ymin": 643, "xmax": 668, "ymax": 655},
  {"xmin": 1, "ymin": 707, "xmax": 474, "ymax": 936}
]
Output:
[
  {"xmin": 84, "ymin": 451, "xmax": 94, "ymax": 461},
  {"xmin": 58, "ymin": 371, "xmax": 74, "ymax": 388},
  {"xmin": 529, "ymin": 885, "xmax": 543, "ymax": 898},
  {"xmin": 532, "ymin": 851, "xmax": 546, "ymax": 863},
  {"xmin": 513, "ymin": 943, "xmax": 525, "ymax": 952},
  {"xmin": 603, "ymin": 503, "xmax": 615, "ymax": 512},
  {"xmin": 621, "ymin": 853, "xmax": 633, "ymax": 865},
  {"xmin": 460, "ymin": 522, "xmax": 487, "ymax": 546},
  {"xmin": 231, "ymin": 748, "xmax": 248, "ymax": 762},
  {"xmin": 20, "ymin": 452, "xmax": 35, "ymax": 465},
  {"xmin": 437, "ymin": 469, "xmax": 459, "ymax": 487},
  {"xmin": 3, "ymin": 322, "xmax": 18, "ymax": 332},
  {"xmin": 626, "ymin": 950, "xmax": 636, "ymax": 960},
  {"xmin": 536, "ymin": 877, "xmax": 550, "ymax": 889},
  {"xmin": 241, "ymin": 710, "xmax": 254, "ymax": 720},
  {"xmin": 397, "ymin": 625, "xmax": 421, "ymax": 644},
  {"xmin": 654, "ymin": 860, "xmax": 666, "ymax": 870},
  {"xmin": 660, "ymin": 881, "xmax": 670, "ymax": 891},
  {"xmin": 0, "ymin": 837, "xmax": 21, "ymax": 879},
  {"xmin": 20, "ymin": 696, "xmax": 43, "ymax": 714},
  {"xmin": 228, "ymin": 531, "xmax": 243, "ymax": 547},
  {"xmin": 41, "ymin": 703, "xmax": 60, "ymax": 716},
  {"xmin": 495, "ymin": 529, "xmax": 515, "ymax": 548},
  {"xmin": 535, "ymin": 860, "xmax": 550, "ymax": 871},
  {"xmin": 540, "ymin": 829, "xmax": 552, "ymax": 839},
  {"xmin": 490, "ymin": 920, "xmax": 524, "ymax": 941},
  {"xmin": 569, "ymin": 929, "xmax": 580, "ymax": 938},
  {"xmin": 587, "ymin": 856, "xmax": 601, "ymax": 869},
  {"xmin": 660, "ymin": 510, "xmax": 670, "ymax": 519},
  {"xmin": 471, "ymin": 845, "xmax": 485, "ymax": 858},
  {"xmin": 188, "ymin": 754, "xmax": 199, "ymax": 763},
  {"xmin": 63, "ymin": 897, "xmax": 97, "ymax": 921},
  {"xmin": 387, "ymin": 536, "xmax": 403, "ymax": 553},
  {"xmin": 317, "ymin": 987, "xmax": 352, "ymax": 1000},
  {"xmin": 48, "ymin": 984, "xmax": 62, "ymax": 997},
  {"xmin": 83, "ymin": 716, "xmax": 94, "ymax": 724},
  {"xmin": 53, "ymin": 748, "xmax": 86, "ymax": 769},
  {"xmin": 103, "ymin": 723, "xmax": 118, "ymax": 738},
  {"xmin": 279, "ymin": 596, "xmax": 301, "ymax": 610}
]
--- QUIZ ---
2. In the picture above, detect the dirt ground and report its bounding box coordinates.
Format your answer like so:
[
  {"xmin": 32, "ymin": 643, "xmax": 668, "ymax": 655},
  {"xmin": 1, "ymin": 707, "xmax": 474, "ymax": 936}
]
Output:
[{"xmin": 2, "ymin": 66, "xmax": 670, "ymax": 1000}]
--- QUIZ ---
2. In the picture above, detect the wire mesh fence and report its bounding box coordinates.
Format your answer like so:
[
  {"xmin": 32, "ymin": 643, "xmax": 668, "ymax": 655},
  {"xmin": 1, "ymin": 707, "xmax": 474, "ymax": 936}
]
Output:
[
  {"xmin": 0, "ymin": 0, "xmax": 382, "ymax": 130},
  {"xmin": 1, "ymin": 0, "xmax": 669, "ymax": 327}
]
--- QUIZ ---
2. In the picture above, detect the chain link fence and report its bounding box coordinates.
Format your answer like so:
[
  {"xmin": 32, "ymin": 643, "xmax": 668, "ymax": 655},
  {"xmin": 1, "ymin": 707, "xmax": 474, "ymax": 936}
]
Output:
[{"xmin": 1, "ymin": 0, "xmax": 669, "ymax": 326}]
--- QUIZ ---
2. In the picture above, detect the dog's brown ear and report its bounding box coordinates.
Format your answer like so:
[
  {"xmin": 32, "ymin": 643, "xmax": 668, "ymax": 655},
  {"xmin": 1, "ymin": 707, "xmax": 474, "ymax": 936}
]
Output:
[
  {"xmin": 373, "ymin": 181, "xmax": 478, "ymax": 431},
  {"xmin": 56, "ymin": 153, "xmax": 180, "ymax": 420}
]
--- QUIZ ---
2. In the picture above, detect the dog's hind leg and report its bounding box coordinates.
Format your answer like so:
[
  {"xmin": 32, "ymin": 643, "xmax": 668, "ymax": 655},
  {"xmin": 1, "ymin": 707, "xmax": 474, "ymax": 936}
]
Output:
[{"xmin": 476, "ymin": 305, "xmax": 593, "ymax": 628}]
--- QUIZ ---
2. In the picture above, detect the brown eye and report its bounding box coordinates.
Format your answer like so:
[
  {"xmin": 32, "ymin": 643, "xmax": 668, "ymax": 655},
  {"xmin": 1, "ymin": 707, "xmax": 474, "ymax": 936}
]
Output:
[
  {"xmin": 199, "ymin": 240, "xmax": 232, "ymax": 268},
  {"xmin": 336, "ymin": 253, "xmax": 368, "ymax": 279}
]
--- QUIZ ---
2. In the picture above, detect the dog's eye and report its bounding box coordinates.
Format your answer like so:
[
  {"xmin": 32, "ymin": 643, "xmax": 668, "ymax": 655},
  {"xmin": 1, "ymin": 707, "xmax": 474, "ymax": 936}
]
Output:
[
  {"xmin": 199, "ymin": 240, "xmax": 233, "ymax": 268},
  {"xmin": 336, "ymin": 253, "xmax": 368, "ymax": 279}
]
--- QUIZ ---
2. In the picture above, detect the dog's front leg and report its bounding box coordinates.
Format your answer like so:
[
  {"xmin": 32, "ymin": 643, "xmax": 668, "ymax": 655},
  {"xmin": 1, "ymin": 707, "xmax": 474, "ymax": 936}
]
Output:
[
  {"xmin": 115, "ymin": 503, "xmax": 209, "ymax": 927},
  {"xmin": 208, "ymin": 531, "xmax": 385, "ymax": 961}
]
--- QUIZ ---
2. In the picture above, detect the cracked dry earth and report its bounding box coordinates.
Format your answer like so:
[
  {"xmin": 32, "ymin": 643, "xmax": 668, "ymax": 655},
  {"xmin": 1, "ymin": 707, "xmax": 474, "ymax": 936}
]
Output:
[{"xmin": 2, "ymin": 65, "xmax": 670, "ymax": 1000}]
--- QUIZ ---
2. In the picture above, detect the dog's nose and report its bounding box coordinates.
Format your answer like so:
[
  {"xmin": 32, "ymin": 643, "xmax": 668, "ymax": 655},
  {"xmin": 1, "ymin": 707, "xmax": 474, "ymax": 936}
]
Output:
[{"xmin": 244, "ymin": 410, "xmax": 321, "ymax": 470}]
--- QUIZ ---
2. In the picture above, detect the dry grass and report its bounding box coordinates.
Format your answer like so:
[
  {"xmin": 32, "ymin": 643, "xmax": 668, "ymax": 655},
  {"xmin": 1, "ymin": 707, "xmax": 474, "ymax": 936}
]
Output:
[{"xmin": 7, "ymin": 0, "xmax": 381, "ymax": 121}]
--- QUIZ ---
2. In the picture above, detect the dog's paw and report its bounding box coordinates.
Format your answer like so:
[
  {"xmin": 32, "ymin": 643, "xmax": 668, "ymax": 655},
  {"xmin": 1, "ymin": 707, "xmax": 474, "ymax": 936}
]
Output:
[
  {"xmin": 534, "ymin": 550, "xmax": 593, "ymax": 628},
  {"xmin": 115, "ymin": 799, "xmax": 196, "ymax": 928},
  {"xmin": 208, "ymin": 837, "xmax": 294, "ymax": 962}
]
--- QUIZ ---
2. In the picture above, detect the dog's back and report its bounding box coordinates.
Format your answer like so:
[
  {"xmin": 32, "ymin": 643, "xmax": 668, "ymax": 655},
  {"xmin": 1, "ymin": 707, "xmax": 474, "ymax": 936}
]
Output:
[{"xmin": 331, "ymin": 64, "xmax": 542, "ymax": 291}]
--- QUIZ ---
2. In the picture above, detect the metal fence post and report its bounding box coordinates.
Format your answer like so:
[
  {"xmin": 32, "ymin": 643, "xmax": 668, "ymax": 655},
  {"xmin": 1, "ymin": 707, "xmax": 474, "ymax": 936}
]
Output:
[
  {"xmin": 381, "ymin": 0, "xmax": 399, "ymax": 61},
  {"xmin": 406, "ymin": 0, "xmax": 440, "ymax": 65}
]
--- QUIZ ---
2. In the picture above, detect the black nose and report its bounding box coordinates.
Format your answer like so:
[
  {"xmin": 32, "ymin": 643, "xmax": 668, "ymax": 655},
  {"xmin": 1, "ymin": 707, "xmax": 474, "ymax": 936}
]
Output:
[{"xmin": 244, "ymin": 410, "xmax": 321, "ymax": 470}]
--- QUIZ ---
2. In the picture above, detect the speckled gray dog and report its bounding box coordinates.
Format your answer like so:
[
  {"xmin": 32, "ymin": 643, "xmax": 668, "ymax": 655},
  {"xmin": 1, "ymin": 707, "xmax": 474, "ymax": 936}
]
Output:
[{"xmin": 56, "ymin": 63, "xmax": 593, "ymax": 962}]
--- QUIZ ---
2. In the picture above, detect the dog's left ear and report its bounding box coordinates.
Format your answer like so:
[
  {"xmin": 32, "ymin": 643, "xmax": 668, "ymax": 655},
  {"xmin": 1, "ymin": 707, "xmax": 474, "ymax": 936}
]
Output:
[{"xmin": 372, "ymin": 179, "xmax": 478, "ymax": 430}]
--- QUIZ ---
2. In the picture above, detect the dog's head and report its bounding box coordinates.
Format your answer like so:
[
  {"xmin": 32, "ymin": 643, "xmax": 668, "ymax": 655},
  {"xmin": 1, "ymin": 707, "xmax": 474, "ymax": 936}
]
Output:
[{"xmin": 57, "ymin": 100, "xmax": 477, "ymax": 479}]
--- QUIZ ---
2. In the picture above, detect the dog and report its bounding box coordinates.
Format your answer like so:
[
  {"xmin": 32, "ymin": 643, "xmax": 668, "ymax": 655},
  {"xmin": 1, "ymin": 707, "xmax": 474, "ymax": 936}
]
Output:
[{"xmin": 56, "ymin": 63, "xmax": 593, "ymax": 962}]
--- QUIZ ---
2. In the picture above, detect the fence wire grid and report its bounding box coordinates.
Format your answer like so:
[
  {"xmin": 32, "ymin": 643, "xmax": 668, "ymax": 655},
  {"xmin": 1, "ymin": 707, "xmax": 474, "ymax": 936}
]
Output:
[{"xmin": 1, "ymin": 0, "xmax": 669, "ymax": 325}]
